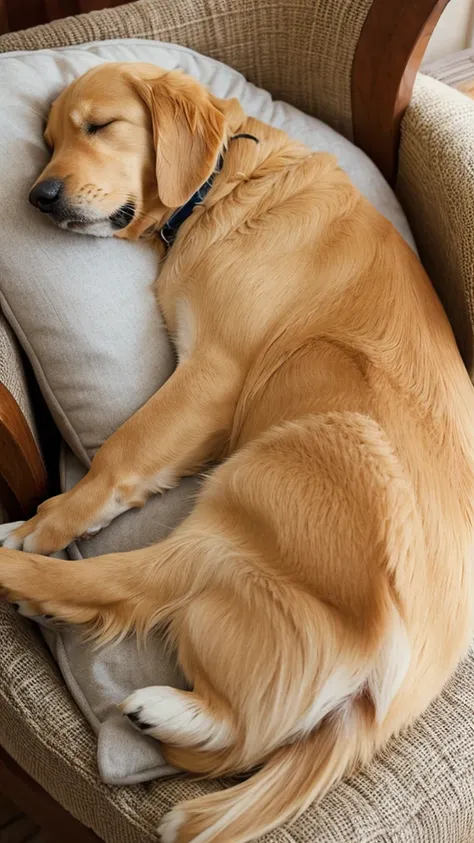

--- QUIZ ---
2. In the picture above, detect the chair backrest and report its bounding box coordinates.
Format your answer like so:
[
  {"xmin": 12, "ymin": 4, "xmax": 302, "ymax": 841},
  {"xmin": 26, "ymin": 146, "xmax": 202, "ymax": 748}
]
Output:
[{"xmin": 0, "ymin": 0, "xmax": 450, "ymax": 184}]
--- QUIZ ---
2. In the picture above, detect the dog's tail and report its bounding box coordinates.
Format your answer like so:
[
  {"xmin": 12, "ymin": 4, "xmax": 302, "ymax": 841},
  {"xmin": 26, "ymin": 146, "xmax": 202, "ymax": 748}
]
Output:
[{"xmin": 161, "ymin": 703, "xmax": 373, "ymax": 843}]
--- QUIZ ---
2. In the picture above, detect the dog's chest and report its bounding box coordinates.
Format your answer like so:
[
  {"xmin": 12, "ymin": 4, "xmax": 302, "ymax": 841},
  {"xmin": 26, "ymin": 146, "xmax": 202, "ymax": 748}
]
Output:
[
  {"xmin": 155, "ymin": 216, "xmax": 316, "ymax": 365},
  {"xmin": 173, "ymin": 298, "xmax": 196, "ymax": 363}
]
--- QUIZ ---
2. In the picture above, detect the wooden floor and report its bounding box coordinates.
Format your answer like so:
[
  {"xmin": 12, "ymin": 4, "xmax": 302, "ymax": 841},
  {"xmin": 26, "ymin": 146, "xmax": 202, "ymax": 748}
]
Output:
[{"xmin": 0, "ymin": 794, "xmax": 50, "ymax": 843}]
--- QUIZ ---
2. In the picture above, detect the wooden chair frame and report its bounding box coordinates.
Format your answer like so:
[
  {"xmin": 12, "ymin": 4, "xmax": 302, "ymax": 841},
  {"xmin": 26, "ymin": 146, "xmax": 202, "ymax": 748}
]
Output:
[
  {"xmin": 352, "ymin": 0, "xmax": 451, "ymax": 183},
  {"xmin": 0, "ymin": 748, "xmax": 101, "ymax": 842},
  {"xmin": 0, "ymin": 0, "xmax": 452, "ymax": 839}
]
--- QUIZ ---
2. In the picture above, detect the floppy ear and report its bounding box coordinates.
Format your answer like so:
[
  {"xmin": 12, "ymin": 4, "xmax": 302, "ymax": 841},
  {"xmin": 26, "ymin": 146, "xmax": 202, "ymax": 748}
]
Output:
[{"xmin": 135, "ymin": 72, "xmax": 228, "ymax": 208}]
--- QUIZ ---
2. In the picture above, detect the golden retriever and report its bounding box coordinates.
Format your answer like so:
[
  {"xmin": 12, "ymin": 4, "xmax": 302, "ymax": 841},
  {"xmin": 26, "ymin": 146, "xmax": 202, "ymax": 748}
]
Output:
[{"xmin": 1, "ymin": 62, "xmax": 474, "ymax": 843}]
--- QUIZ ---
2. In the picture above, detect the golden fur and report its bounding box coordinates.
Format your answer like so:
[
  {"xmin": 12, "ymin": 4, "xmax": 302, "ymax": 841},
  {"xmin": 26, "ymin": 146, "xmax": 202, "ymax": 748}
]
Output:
[{"xmin": 1, "ymin": 63, "xmax": 474, "ymax": 842}]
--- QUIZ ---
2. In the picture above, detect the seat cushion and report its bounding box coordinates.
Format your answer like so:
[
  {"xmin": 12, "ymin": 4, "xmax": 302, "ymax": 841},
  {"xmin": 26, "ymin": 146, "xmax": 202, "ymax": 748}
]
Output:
[
  {"xmin": 0, "ymin": 36, "xmax": 418, "ymax": 787},
  {"xmin": 1, "ymin": 600, "xmax": 474, "ymax": 843}
]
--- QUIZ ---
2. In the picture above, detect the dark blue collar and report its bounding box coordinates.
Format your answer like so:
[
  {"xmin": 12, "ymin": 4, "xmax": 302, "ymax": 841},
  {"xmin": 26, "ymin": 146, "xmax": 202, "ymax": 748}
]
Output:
[{"xmin": 158, "ymin": 133, "xmax": 259, "ymax": 251}]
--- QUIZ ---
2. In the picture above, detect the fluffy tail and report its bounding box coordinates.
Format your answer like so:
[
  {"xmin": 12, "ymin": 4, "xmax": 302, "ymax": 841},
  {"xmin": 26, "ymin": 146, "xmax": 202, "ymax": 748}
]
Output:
[{"xmin": 159, "ymin": 702, "xmax": 373, "ymax": 843}]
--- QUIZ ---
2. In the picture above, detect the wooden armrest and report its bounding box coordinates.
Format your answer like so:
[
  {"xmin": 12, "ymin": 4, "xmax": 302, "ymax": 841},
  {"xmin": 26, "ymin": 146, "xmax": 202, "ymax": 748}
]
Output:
[
  {"xmin": 352, "ymin": 0, "xmax": 450, "ymax": 184},
  {"xmin": 0, "ymin": 383, "xmax": 47, "ymax": 519}
]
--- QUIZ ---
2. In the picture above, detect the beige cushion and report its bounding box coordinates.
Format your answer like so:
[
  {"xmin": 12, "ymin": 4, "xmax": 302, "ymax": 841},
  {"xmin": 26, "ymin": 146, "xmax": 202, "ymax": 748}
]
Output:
[{"xmin": 0, "ymin": 37, "xmax": 416, "ymax": 786}]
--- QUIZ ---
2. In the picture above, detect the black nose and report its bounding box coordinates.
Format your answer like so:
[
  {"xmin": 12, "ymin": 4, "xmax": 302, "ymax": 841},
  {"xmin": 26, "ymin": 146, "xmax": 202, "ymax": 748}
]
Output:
[{"xmin": 29, "ymin": 178, "xmax": 63, "ymax": 213}]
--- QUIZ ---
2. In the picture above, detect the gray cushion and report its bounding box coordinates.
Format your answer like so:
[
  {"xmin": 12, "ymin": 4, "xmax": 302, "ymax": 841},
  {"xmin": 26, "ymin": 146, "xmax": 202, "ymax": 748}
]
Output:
[{"xmin": 57, "ymin": 445, "xmax": 199, "ymax": 783}]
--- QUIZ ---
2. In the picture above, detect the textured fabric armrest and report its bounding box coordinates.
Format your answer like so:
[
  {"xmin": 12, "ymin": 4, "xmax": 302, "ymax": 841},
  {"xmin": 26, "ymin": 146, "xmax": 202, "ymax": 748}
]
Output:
[
  {"xmin": 397, "ymin": 74, "xmax": 474, "ymax": 377},
  {"xmin": 0, "ymin": 314, "xmax": 47, "ymax": 518}
]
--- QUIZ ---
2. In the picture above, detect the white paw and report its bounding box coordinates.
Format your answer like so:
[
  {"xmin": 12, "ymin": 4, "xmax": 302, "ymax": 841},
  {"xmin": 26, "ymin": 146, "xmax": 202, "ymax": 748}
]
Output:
[
  {"xmin": 0, "ymin": 521, "xmax": 42, "ymax": 553},
  {"xmin": 121, "ymin": 686, "xmax": 231, "ymax": 749},
  {"xmin": 158, "ymin": 808, "xmax": 187, "ymax": 843},
  {"xmin": 0, "ymin": 521, "xmax": 25, "ymax": 549},
  {"xmin": 121, "ymin": 686, "xmax": 177, "ymax": 735},
  {"xmin": 8, "ymin": 528, "xmax": 42, "ymax": 553},
  {"xmin": 0, "ymin": 519, "xmax": 67, "ymax": 555},
  {"xmin": 22, "ymin": 529, "xmax": 43, "ymax": 552}
]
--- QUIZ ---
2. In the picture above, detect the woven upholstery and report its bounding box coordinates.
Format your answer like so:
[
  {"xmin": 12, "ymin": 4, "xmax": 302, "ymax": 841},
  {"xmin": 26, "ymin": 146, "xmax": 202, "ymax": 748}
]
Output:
[
  {"xmin": 0, "ymin": 0, "xmax": 375, "ymax": 139},
  {"xmin": 397, "ymin": 74, "xmax": 474, "ymax": 375},
  {"xmin": 1, "ymin": 599, "xmax": 474, "ymax": 842}
]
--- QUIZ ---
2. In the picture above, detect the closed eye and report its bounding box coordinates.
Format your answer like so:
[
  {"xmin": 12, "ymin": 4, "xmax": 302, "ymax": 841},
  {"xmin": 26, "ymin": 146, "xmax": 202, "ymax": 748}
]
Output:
[{"xmin": 86, "ymin": 120, "xmax": 115, "ymax": 135}]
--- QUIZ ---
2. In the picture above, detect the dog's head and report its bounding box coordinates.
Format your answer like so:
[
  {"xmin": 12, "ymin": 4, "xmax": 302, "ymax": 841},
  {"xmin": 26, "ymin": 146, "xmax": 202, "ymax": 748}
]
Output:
[{"xmin": 29, "ymin": 62, "xmax": 244, "ymax": 239}]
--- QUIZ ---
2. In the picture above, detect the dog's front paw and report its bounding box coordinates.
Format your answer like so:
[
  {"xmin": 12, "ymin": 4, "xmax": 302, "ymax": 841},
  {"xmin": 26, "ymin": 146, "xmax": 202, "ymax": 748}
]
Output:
[
  {"xmin": 0, "ymin": 514, "xmax": 60, "ymax": 555},
  {"xmin": 0, "ymin": 521, "xmax": 26, "ymax": 549},
  {"xmin": 0, "ymin": 493, "xmax": 82, "ymax": 555}
]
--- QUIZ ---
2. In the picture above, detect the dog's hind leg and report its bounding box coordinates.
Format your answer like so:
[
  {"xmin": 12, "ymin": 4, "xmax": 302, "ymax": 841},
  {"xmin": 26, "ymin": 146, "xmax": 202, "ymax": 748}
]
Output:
[{"xmin": 121, "ymin": 686, "xmax": 234, "ymax": 751}]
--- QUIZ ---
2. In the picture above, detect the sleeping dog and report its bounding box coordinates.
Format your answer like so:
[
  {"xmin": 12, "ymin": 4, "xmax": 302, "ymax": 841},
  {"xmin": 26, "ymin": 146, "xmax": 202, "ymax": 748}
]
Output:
[{"xmin": 1, "ymin": 63, "xmax": 474, "ymax": 843}]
